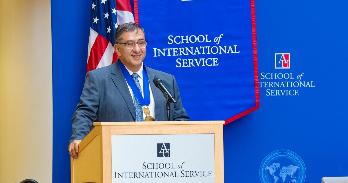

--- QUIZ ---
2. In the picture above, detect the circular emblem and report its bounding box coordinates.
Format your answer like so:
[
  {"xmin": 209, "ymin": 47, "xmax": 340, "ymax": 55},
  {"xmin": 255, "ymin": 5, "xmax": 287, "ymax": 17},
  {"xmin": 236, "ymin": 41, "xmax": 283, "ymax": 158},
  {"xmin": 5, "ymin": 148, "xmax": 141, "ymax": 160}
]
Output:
[{"xmin": 259, "ymin": 149, "xmax": 306, "ymax": 183}]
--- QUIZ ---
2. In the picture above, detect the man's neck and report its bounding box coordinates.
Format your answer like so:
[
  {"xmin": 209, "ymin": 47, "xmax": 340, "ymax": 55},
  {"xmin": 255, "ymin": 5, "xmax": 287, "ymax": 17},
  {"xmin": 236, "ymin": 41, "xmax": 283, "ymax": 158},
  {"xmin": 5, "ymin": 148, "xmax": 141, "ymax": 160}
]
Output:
[
  {"xmin": 121, "ymin": 62, "xmax": 143, "ymax": 75},
  {"xmin": 127, "ymin": 66, "xmax": 141, "ymax": 73}
]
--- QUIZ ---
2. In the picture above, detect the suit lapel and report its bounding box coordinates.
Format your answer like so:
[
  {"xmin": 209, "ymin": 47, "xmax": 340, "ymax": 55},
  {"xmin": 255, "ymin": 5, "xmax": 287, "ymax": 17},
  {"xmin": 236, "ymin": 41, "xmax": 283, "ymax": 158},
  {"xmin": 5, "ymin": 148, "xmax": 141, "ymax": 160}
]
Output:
[
  {"xmin": 109, "ymin": 62, "xmax": 136, "ymax": 120},
  {"xmin": 146, "ymin": 67, "xmax": 165, "ymax": 121}
]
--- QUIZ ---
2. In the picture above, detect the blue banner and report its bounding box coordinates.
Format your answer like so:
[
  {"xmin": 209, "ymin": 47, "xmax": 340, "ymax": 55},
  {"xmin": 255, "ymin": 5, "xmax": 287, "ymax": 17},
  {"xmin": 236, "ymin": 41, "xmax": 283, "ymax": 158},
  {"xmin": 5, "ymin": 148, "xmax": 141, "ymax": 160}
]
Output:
[{"xmin": 138, "ymin": 0, "xmax": 259, "ymax": 123}]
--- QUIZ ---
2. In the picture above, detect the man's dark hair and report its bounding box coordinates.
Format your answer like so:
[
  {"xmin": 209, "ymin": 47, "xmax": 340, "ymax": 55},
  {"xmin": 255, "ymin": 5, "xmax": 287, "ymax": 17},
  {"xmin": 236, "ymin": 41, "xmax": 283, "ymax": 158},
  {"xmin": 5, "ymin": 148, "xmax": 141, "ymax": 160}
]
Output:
[
  {"xmin": 114, "ymin": 22, "xmax": 145, "ymax": 43},
  {"xmin": 20, "ymin": 179, "xmax": 38, "ymax": 183}
]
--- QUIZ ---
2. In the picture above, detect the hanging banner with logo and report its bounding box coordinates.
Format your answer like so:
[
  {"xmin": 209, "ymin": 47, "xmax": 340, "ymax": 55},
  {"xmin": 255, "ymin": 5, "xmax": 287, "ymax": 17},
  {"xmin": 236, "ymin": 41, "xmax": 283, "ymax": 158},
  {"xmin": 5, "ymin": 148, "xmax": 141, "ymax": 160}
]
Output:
[{"xmin": 138, "ymin": 0, "xmax": 259, "ymax": 123}]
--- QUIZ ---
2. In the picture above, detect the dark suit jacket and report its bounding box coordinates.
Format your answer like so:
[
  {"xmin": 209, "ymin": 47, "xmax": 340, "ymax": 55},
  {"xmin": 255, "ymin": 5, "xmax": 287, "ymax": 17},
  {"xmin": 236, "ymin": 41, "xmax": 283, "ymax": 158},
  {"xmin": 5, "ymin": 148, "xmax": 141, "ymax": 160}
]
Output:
[{"xmin": 71, "ymin": 62, "xmax": 189, "ymax": 141}]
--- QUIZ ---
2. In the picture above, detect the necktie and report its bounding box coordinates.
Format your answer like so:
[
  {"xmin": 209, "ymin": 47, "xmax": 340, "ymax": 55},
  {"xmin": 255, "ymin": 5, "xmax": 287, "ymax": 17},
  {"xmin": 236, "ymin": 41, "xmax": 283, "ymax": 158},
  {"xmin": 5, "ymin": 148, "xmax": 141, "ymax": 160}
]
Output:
[{"xmin": 131, "ymin": 73, "xmax": 143, "ymax": 121}]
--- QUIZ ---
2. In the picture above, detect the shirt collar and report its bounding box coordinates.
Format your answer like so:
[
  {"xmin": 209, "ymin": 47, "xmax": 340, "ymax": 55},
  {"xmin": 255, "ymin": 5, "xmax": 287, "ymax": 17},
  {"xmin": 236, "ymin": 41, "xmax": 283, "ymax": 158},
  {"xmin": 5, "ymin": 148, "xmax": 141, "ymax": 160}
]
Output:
[{"xmin": 124, "ymin": 63, "xmax": 144, "ymax": 79}]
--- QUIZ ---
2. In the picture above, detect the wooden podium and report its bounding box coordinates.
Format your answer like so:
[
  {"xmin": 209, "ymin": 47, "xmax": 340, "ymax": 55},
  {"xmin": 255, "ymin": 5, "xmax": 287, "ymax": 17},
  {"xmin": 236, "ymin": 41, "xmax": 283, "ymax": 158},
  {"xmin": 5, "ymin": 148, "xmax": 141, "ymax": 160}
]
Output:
[{"xmin": 71, "ymin": 121, "xmax": 224, "ymax": 183}]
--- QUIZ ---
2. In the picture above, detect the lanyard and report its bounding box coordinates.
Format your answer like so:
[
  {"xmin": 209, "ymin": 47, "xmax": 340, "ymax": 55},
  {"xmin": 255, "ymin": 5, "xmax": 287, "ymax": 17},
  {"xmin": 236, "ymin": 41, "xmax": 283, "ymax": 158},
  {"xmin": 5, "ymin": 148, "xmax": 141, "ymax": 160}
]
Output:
[{"xmin": 119, "ymin": 62, "xmax": 150, "ymax": 106}]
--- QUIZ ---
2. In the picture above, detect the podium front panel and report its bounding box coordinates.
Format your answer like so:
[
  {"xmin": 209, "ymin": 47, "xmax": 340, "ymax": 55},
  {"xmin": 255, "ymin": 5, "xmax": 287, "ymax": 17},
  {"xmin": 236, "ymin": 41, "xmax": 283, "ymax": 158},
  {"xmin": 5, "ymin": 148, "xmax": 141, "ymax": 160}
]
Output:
[
  {"xmin": 111, "ymin": 134, "xmax": 215, "ymax": 183},
  {"xmin": 72, "ymin": 122, "xmax": 224, "ymax": 183}
]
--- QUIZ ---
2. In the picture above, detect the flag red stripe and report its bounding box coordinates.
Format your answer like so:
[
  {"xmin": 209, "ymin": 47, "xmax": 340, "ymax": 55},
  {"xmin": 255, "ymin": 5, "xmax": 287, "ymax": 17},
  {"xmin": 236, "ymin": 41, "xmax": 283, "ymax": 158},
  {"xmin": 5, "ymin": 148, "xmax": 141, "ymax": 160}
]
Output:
[
  {"xmin": 116, "ymin": 0, "xmax": 132, "ymax": 11},
  {"xmin": 87, "ymin": 35, "xmax": 109, "ymax": 71},
  {"xmin": 112, "ymin": 52, "xmax": 118, "ymax": 63}
]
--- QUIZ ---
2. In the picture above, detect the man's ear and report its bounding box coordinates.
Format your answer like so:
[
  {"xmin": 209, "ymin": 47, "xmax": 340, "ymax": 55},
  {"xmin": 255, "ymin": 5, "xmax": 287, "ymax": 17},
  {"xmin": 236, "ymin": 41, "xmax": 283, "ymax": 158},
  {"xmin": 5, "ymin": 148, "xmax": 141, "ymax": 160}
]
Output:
[{"xmin": 114, "ymin": 45, "xmax": 121, "ymax": 55}]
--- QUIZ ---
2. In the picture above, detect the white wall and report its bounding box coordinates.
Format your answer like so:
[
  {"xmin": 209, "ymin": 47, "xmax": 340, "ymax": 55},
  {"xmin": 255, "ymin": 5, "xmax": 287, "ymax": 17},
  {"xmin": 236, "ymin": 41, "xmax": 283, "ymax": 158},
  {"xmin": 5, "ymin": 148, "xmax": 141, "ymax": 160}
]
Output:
[{"xmin": 0, "ymin": 0, "xmax": 52, "ymax": 182}]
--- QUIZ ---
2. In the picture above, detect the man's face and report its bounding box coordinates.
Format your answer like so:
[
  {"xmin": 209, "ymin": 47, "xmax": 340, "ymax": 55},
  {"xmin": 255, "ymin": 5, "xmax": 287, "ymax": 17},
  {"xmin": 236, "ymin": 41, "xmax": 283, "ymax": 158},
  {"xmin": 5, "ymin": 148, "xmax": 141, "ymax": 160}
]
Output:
[{"xmin": 115, "ymin": 29, "xmax": 147, "ymax": 72}]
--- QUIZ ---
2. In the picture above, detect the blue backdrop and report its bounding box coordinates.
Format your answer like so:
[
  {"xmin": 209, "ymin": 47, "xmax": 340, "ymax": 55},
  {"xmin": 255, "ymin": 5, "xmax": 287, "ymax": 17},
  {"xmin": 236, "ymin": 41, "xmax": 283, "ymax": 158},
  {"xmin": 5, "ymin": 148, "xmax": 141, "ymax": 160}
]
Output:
[{"xmin": 52, "ymin": 0, "xmax": 348, "ymax": 182}]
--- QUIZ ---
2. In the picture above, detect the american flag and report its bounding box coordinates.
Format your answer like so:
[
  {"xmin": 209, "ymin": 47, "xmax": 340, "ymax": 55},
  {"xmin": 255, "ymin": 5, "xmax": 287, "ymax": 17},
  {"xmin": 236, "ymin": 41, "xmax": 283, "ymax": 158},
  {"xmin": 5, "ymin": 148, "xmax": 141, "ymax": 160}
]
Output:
[{"xmin": 87, "ymin": 0, "xmax": 137, "ymax": 71}]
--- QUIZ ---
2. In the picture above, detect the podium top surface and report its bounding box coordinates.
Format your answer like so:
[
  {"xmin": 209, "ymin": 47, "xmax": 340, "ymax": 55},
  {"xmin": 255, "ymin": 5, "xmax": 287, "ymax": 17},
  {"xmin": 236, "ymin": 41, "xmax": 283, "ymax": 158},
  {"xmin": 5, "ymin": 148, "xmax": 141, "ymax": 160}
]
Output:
[{"xmin": 94, "ymin": 121, "xmax": 225, "ymax": 126}]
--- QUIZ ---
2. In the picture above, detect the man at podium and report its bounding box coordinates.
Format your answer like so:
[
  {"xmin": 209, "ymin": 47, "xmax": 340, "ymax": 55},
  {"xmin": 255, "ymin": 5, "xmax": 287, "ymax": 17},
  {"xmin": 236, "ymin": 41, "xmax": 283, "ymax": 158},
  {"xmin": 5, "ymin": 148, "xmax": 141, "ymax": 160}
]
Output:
[{"xmin": 69, "ymin": 23, "xmax": 189, "ymax": 158}]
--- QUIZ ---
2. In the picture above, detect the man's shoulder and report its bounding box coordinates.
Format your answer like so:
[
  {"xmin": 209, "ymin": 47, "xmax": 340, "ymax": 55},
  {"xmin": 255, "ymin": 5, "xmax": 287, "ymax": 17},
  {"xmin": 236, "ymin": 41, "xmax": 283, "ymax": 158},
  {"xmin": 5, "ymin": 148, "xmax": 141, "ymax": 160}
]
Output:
[
  {"xmin": 87, "ymin": 63, "xmax": 117, "ymax": 77},
  {"xmin": 146, "ymin": 66, "xmax": 174, "ymax": 80}
]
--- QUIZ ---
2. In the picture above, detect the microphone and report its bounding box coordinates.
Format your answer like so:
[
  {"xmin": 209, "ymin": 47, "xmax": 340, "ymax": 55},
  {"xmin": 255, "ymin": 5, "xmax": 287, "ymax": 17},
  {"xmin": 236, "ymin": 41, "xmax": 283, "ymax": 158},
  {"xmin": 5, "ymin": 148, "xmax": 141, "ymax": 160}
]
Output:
[{"xmin": 153, "ymin": 78, "xmax": 177, "ymax": 103}]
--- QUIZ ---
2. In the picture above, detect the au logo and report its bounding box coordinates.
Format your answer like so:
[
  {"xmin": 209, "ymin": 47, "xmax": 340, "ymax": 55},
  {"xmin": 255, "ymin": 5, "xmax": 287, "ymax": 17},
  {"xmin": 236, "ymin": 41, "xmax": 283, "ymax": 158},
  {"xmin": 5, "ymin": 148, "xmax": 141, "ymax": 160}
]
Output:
[
  {"xmin": 275, "ymin": 53, "xmax": 291, "ymax": 69},
  {"xmin": 157, "ymin": 143, "xmax": 170, "ymax": 157}
]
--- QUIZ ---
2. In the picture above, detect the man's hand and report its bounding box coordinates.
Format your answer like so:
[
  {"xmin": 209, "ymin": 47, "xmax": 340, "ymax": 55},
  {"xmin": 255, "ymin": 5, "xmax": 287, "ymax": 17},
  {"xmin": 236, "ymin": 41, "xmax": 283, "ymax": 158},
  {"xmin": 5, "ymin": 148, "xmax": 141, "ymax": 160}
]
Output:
[{"xmin": 69, "ymin": 140, "xmax": 82, "ymax": 159}]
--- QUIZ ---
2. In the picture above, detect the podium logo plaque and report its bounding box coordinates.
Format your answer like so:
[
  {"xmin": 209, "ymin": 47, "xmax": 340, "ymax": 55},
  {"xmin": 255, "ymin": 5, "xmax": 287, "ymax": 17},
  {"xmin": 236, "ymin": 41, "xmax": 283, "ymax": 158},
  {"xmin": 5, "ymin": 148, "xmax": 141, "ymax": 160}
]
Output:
[{"xmin": 111, "ymin": 134, "xmax": 215, "ymax": 183}]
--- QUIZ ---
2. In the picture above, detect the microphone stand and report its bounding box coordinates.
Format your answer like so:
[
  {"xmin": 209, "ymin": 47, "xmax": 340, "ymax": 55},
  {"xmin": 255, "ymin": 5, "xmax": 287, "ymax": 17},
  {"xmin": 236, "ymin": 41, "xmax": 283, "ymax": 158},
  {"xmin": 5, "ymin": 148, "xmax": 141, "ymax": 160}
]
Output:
[
  {"xmin": 153, "ymin": 78, "xmax": 176, "ymax": 121},
  {"xmin": 166, "ymin": 98, "xmax": 171, "ymax": 121},
  {"xmin": 162, "ymin": 91, "xmax": 174, "ymax": 121}
]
